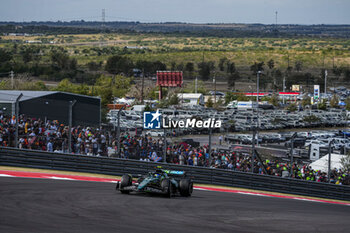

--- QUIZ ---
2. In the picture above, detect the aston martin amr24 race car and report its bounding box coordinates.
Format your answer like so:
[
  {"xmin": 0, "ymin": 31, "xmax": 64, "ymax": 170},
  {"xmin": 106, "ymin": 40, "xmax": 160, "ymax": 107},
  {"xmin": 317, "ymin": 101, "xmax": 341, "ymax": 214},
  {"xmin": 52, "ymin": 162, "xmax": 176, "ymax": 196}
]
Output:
[{"xmin": 116, "ymin": 169, "xmax": 193, "ymax": 197}]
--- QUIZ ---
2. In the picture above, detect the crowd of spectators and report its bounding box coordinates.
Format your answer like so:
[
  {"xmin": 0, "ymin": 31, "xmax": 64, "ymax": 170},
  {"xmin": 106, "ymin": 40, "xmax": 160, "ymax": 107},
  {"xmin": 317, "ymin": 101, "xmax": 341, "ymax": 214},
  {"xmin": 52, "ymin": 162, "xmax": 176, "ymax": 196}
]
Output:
[
  {"xmin": 0, "ymin": 113, "xmax": 349, "ymax": 185},
  {"xmin": 0, "ymin": 114, "xmax": 111, "ymax": 156},
  {"xmin": 117, "ymin": 133, "xmax": 350, "ymax": 185}
]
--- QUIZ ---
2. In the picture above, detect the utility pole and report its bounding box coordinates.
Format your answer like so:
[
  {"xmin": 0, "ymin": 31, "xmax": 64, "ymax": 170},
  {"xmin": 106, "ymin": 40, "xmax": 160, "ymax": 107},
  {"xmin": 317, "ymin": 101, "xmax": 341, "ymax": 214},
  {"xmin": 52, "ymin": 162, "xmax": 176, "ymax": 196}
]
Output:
[
  {"xmin": 117, "ymin": 105, "xmax": 126, "ymax": 157},
  {"xmin": 324, "ymin": 69, "xmax": 327, "ymax": 96},
  {"xmin": 10, "ymin": 71, "xmax": 14, "ymax": 89},
  {"xmin": 15, "ymin": 93, "xmax": 23, "ymax": 148},
  {"xmin": 275, "ymin": 11, "xmax": 278, "ymax": 27},
  {"xmin": 195, "ymin": 77, "xmax": 198, "ymax": 94},
  {"xmin": 213, "ymin": 72, "xmax": 216, "ymax": 104},
  {"xmin": 163, "ymin": 127, "xmax": 167, "ymax": 163},
  {"xmin": 208, "ymin": 127, "xmax": 212, "ymax": 167},
  {"xmin": 289, "ymin": 133, "xmax": 297, "ymax": 178},
  {"xmin": 102, "ymin": 9, "xmax": 105, "ymax": 26},
  {"xmin": 100, "ymin": 9, "xmax": 106, "ymax": 47},
  {"xmin": 283, "ymin": 76, "xmax": 286, "ymax": 104},
  {"xmin": 68, "ymin": 100, "xmax": 77, "ymax": 153},
  {"xmin": 256, "ymin": 71, "xmax": 262, "ymax": 147},
  {"xmin": 251, "ymin": 127, "xmax": 256, "ymax": 173},
  {"xmin": 344, "ymin": 114, "xmax": 347, "ymax": 155},
  {"xmin": 141, "ymin": 69, "xmax": 145, "ymax": 104},
  {"xmin": 328, "ymin": 139, "xmax": 334, "ymax": 183}
]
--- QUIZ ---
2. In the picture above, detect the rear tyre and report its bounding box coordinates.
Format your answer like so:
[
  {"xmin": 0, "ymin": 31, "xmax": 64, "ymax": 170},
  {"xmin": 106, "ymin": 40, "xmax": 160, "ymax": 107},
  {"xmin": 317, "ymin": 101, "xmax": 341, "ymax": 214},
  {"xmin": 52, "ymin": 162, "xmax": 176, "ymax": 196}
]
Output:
[
  {"xmin": 179, "ymin": 179, "xmax": 193, "ymax": 197},
  {"xmin": 120, "ymin": 174, "xmax": 132, "ymax": 194}
]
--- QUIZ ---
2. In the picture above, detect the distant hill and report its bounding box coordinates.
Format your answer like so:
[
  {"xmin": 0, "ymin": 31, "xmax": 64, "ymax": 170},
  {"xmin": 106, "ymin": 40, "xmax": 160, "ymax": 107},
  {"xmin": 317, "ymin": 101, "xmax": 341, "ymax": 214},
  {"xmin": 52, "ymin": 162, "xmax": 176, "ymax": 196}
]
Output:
[{"xmin": 0, "ymin": 21, "xmax": 349, "ymax": 38}]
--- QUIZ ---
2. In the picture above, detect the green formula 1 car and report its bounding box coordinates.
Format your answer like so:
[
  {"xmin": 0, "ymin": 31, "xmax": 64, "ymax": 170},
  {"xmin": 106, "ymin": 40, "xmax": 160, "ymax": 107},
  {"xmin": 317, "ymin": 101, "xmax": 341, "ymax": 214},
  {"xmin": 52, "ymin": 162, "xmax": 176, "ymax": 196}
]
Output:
[{"xmin": 115, "ymin": 169, "xmax": 193, "ymax": 197}]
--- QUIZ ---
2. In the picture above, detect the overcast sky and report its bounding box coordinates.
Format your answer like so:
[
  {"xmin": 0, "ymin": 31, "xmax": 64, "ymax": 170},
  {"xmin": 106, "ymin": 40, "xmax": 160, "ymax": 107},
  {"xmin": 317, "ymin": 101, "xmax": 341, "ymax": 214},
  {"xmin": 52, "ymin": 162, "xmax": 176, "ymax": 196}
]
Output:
[{"xmin": 0, "ymin": 0, "xmax": 349, "ymax": 24}]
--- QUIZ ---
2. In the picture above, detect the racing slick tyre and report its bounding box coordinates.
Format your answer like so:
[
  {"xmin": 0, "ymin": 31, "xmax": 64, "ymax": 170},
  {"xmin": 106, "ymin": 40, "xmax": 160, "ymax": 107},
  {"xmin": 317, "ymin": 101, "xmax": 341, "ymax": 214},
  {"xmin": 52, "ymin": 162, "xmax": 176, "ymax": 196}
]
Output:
[
  {"xmin": 120, "ymin": 174, "xmax": 132, "ymax": 194},
  {"xmin": 179, "ymin": 178, "xmax": 193, "ymax": 197},
  {"xmin": 161, "ymin": 179, "xmax": 173, "ymax": 198}
]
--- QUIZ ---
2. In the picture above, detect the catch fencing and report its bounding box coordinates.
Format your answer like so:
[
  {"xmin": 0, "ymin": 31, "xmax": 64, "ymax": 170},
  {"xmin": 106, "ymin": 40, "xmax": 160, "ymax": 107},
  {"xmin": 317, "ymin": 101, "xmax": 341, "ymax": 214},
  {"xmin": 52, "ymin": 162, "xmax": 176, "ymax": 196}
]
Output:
[{"xmin": 0, "ymin": 147, "xmax": 349, "ymax": 201}]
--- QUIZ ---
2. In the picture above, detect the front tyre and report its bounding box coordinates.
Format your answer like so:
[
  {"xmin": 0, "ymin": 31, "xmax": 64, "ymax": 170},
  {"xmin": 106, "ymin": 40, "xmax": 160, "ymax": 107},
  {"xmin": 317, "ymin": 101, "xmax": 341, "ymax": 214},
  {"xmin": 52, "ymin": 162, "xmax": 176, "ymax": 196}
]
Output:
[
  {"xmin": 120, "ymin": 174, "xmax": 132, "ymax": 194},
  {"xmin": 161, "ymin": 179, "xmax": 173, "ymax": 198}
]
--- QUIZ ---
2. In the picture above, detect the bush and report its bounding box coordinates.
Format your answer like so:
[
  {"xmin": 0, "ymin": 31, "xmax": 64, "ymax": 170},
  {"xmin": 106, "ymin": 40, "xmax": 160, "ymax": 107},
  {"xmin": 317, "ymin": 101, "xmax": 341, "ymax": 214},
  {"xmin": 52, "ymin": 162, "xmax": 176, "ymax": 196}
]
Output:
[
  {"xmin": 301, "ymin": 96, "xmax": 311, "ymax": 107},
  {"xmin": 318, "ymin": 99, "xmax": 327, "ymax": 110},
  {"xmin": 206, "ymin": 97, "xmax": 214, "ymax": 108},
  {"xmin": 286, "ymin": 103, "xmax": 297, "ymax": 112},
  {"xmin": 346, "ymin": 97, "xmax": 350, "ymax": 111},
  {"xmin": 303, "ymin": 115, "xmax": 320, "ymax": 123},
  {"xmin": 330, "ymin": 95, "xmax": 339, "ymax": 108}
]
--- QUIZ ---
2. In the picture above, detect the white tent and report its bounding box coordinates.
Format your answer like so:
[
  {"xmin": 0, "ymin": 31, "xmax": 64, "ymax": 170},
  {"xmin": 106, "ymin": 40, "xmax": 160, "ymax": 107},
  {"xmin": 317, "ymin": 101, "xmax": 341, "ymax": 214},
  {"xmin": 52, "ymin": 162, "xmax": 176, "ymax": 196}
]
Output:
[
  {"xmin": 177, "ymin": 93, "xmax": 204, "ymax": 106},
  {"xmin": 309, "ymin": 154, "xmax": 346, "ymax": 173}
]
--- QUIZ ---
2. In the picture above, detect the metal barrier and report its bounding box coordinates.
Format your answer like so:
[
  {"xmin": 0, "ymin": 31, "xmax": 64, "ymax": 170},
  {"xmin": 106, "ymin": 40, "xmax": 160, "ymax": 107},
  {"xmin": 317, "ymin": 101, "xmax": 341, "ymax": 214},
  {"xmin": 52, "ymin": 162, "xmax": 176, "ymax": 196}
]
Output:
[{"xmin": 1, "ymin": 147, "xmax": 350, "ymax": 201}]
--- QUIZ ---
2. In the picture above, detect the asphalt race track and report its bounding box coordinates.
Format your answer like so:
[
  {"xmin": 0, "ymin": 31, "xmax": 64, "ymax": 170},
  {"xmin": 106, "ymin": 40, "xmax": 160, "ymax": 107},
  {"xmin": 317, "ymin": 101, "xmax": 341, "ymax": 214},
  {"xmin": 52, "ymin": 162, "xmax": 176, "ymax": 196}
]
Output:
[{"xmin": 1, "ymin": 177, "xmax": 350, "ymax": 233}]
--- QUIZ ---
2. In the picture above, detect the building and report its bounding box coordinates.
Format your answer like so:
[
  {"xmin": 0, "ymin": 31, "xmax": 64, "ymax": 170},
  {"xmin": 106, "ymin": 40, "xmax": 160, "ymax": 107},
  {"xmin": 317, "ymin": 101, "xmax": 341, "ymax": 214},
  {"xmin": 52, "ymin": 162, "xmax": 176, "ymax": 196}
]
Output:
[
  {"xmin": 0, "ymin": 91, "xmax": 101, "ymax": 126},
  {"xmin": 177, "ymin": 93, "xmax": 204, "ymax": 106}
]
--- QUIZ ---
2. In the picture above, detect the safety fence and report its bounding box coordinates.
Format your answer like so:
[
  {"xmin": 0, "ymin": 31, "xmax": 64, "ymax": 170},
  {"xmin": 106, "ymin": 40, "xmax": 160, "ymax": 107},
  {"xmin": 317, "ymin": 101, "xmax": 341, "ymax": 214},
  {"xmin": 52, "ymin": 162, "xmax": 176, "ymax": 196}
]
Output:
[{"xmin": 0, "ymin": 147, "xmax": 349, "ymax": 201}]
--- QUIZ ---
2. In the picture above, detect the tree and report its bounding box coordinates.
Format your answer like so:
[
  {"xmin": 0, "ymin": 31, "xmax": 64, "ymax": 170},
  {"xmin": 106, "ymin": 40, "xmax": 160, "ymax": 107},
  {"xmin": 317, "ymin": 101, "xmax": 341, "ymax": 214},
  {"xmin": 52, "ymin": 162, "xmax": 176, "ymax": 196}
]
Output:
[
  {"xmin": 170, "ymin": 61, "xmax": 176, "ymax": 71},
  {"xmin": 226, "ymin": 61, "xmax": 236, "ymax": 74},
  {"xmin": 340, "ymin": 153, "xmax": 350, "ymax": 173},
  {"xmin": 225, "ymin": 92, "xmax": 235, "ymax": 104},
  {"xmin": 54, "ymin": 79, "xmax": 78, "ymax": 93},
  {"xmin": 269, "ymin": 94, "xmax": 279, "ymax": 107},
  {"xmin": 250, "ymin": 61, "xmax": 264, "ymax": 75},
  {"xmin": 0, "ymin": 48, "xmax": 12, "ymax": 63},
  {"xmin": 176, "ymin": 62, "xmax": 184, "ymax": 71},
  {"xmin": 286, "ymin": 103, "xmax": 297, "ymax": 112},
  {"xmin": 87, "ymin": 61, "xmax": 101, "ymax": 71},
  {"xmin": 342, "ymin": 68, "xmax": 350, "ymax": 82},
  {"xmin": 94, "ymin": 75, "xmax": 132, "ymax": 106},
  {"xmin": 227, "ymin": 72, "xmax": 240, "ymax": 89},
  {"xmin": 267, "ymin": 59, "xmax": 274, "ymax": 70},
  {"xmin": 332, "ymin": 66, "xmax": 342, "ymax": 80},
  {"xmin": 218, "ymin": 57, "xmax": 228, "ymax": 71},
  {"xmin": 50, "ymin": 50, "xmax": 70, "ymax": 70},
  {"xmin": 198, "ymin": 61, "xmax": 214, "ymax": 81},
  {"xmin": 144, "ymin": 104, "xmax": 154, "ymax": 112},
  {"xmin": 214, "ymin": 98, "xmax": 224, "ymax": 110},
  {"xmin": 151, "ymin": 61, "xmax": 167, "ymax": 73},
  {"xmin": 168, "ymin": 93, "xmax": 179, "ymax": 106},
  {"xmin": 330, "ymin": 94, "xmax": 339, "ymax": 108},
  {"xmin": 294, "ymin": 60, "xmax": 303, "ymax": 72},
  {"xmin": 301, "ymin": 95, "xmax": 311, "ymax": 107},
  {"xmin": 22, "ymin": 47, "xmax": 34, "ymax": 64},
  {"xmin": 236, "ymin": 94, "xmax": 250, "ymax": 101},
  {"xmin": 105, "ymin": 55, "xmax": 134, "ymax": 75},
  {"xmin": 318, "ymin": 99, "xmax": 327, "ymax": 110},
  {"xmin": 69, "ymin": 58, "xmax": 77, "ymax": 71},
  {"xmin": 274, "ymin": 69, "xmax": 283, "ymax": 90},
  {"xmin": 206, "ymin": 97, "xmax": 214, "ymax": 108},
  {"xmin": 185, "ymin": 62, "xmax": 194, "ymax": 73},
  {"xmin": 345, "ymin": 97, "xmax": 350, "ymax": 111}
]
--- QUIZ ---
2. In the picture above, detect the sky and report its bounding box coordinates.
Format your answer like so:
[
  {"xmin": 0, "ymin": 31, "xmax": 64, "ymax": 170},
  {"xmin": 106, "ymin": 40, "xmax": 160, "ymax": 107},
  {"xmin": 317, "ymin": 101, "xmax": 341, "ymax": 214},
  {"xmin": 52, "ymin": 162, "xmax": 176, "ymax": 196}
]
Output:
[{"xmin": 0, "ymin": 0, "xmax": 349, "ymax": 24}]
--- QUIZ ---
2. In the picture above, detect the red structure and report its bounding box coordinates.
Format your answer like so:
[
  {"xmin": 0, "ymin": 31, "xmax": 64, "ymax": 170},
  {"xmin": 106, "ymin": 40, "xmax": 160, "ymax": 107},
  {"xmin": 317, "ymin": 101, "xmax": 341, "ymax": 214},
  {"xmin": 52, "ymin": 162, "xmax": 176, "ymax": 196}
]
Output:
[
  {"xmin": 244, "ymin": 92, "xmax": 269, "ymax": 97},
  {"xmin": 156, "ymin": 71, "xmax": 183, "ymax": 100}
]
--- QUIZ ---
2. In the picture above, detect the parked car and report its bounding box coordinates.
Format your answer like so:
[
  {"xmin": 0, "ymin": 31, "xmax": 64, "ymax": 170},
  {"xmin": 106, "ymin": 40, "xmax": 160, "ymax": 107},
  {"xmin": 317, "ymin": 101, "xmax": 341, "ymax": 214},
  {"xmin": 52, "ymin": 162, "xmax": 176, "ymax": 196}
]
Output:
[{"xmin": 284, "ymin": 138, "xmax": 306, "ymax": 148}]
